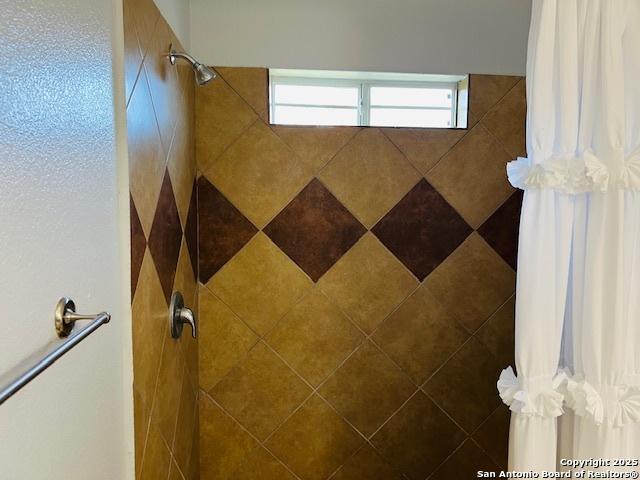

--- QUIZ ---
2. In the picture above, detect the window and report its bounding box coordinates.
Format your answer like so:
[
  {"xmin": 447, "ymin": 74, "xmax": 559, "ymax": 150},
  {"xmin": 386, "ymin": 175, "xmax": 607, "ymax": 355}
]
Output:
[{"xmin": 269, "ymin": 69, "xmax": 468, "ymax": 129}]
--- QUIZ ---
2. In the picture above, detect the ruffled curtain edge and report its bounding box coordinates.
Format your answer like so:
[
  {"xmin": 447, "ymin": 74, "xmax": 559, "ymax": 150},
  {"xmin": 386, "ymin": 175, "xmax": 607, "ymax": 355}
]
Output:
[
  {"xmin": 498, "ymin": 367, "xmax": 640, "ymax": 427},
  {"xmin": 507, "ymin": 148, "xmax": 640, "ymax": 193}
]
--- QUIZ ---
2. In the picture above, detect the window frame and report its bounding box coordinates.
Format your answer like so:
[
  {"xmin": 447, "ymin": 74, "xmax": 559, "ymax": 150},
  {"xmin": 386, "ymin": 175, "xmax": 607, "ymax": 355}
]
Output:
[{"xmin": 269, "ymin": 75, "xmax": 460, "ymax": 128}]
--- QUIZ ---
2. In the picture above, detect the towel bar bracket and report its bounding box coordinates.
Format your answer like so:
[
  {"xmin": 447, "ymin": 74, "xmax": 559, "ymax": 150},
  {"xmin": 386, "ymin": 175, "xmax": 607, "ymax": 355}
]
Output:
[{"xmin": 55, "ymin": 297, "xmax": 105, "ymax": 338}]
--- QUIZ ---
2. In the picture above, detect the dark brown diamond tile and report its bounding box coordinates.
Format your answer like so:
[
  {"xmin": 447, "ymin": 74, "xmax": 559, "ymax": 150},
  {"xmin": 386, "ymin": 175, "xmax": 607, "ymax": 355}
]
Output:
[
  {"xmin": 148, "ymin": 169, "xmax": 183, "ymax": 303},
  {"xmin": 371, "ymin": 392, "xmax": 465, "ymax": 480},
  {"xmin": 266, "ymin": 395, "xmax": 363, "ymax": 480},
  {"xmin": 473, "ymin": 405, "xmax": 510, "ymax": 469},
  {"xmin": 184, "ymin": 180, "xmax": 198, "ymax": 278},
  {"xmin": 478, "ymin": 190, "xmax": 522, "ymax": 270},
  {"xmin": 430, "ymin": 439, "xmax": 500, "ymax": 479},
  {"xmin": 423, "ymin": 337, "xmax": 502, "ymax": 433},
  {"xmin": 264, "ymin": 179, "xmax": 366, "ymax": 281},
  {"xmin": 372, "ymin": 179, "xmax": 471, "ymax": 280},
  {"xmin": 197, "ymin": 176, "xmax": 257, "ymax": 283},
  {"xmin": 319, "ymin": 341, "xmax": 416, "ymax": 437},
  {"xmin": 131, "ymin": 194, "xmax": 147, "ymax": 299}
]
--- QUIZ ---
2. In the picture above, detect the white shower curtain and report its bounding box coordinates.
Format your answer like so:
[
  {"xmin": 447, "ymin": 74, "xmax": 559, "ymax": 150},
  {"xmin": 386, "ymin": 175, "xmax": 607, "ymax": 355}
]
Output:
[{"xmin": 497, "ymin": 0, "xmax": 640, "ymax": 470}]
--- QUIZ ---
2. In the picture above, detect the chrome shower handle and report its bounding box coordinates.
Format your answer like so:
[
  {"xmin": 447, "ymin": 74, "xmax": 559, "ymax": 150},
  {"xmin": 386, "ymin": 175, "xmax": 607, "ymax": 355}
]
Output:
[{"xmin": 169, "ymin": 292, "xmax": 197, "ymax": 339}]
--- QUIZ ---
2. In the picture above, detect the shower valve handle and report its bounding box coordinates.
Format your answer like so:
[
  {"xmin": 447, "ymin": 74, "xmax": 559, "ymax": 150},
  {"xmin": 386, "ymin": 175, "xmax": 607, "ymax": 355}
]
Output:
[{"xmin": 169, "ymin": 291, "xmax": 197, "ymax": 339}]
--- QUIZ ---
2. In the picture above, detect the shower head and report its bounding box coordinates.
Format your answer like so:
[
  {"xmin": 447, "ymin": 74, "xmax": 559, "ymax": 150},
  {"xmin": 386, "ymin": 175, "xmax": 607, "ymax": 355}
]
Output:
[{"xmin": 167, "ymin": 45, "xmax": 217, "ymax": 86}]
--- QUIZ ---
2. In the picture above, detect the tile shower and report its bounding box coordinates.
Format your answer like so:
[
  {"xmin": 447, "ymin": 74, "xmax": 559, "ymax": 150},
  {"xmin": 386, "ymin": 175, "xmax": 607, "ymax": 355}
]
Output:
[
  {"xmin": 124, "ymin": 0, "xmax": 199, "ymax": 479},
  {"xmin": 195, "ymin": 70, "xmax": 525, "ymax": 479},
  {"xmin": 123, "ymin": 0, "xmax": 525, "ymax": 474}
]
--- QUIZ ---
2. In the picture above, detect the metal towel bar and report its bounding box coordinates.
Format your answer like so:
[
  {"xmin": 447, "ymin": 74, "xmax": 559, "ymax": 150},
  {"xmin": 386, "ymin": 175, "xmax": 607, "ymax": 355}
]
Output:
[{"xmin": 0, "ymin": 298, "xmax": 110, "ymax": 406}]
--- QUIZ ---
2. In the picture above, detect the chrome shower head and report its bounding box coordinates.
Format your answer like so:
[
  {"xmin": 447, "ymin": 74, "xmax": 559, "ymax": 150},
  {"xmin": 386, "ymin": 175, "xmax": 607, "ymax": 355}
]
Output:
[{"xmin": 167, "ymin": 45, "xmax": 217, "ymax": 86}]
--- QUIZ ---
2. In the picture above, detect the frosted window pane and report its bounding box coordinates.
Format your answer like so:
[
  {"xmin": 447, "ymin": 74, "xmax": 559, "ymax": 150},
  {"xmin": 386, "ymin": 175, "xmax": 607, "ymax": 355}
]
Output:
[
  {"xmin": 273, "ymin": 106, "xmax": 359, "ymax": 126},
  {"xmin": 370, "ymin": 87, "xmax": 452, "ymax": 108},
  {"xmin": 274, "ymin": 85, "xmax": 359, "ymax": 107},
  {"xmin": 369, "ymin": 108, "xmax": 452, "ymax": 128}
]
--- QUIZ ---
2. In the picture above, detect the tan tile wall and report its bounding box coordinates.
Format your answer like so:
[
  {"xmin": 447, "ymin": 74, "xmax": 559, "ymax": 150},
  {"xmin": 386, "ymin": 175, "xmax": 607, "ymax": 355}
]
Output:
[
  {"xmin": 124, "ymin": 0, "xmax": 199, "ymax": 479},
  {"xmin": 196, "ymin": 69, "xmax": 525, "ymax": 479}
]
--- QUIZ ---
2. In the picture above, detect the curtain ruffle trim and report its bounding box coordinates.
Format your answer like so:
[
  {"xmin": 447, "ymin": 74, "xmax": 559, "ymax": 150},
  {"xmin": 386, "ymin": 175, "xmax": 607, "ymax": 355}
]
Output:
[
  {"xmin": 507, "ymin": 148, "xmax": 640, "ymax": 193},
  {"xmin": 497, "ymin": 367, "xmax": 640, "ymax": 426},
  {"xmin": 497, "ymin": 367, "xmax": 565, "ymax": 417}
]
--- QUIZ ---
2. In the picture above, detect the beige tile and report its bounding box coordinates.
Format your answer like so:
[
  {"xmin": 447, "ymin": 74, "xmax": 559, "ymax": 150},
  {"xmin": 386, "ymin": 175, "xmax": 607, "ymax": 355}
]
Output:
[
  {"xmin": 173, "ymin": 239, "xmax": 198, "ymax": 390},
  {"xmin": 266, "ymin": 395, "xmax": 363, "ymax": 480},
  {"xmin": 173, "ymin": 238, "xmax": 196, "ymax": 310},
  {"xmin": 150, "ymin": 334, "xmax": 185, "ymax": 447},
  {"xmin": 140, "ymin": 422, "xmax": 172, "ymax": 480},
  {"xmin": 330, "ymin": 444, "xmax": 404, "ymax": 480},
  {"xmin": 424, "ymin": 233, "xmax": 515, "ymax": 333},
  {"xmin": 127, "ymin": 67, "xmax": 166, "ymax": 237},
  {"xmin": 144, "ymin": 16, "xmax": 182, "ymax": 156},
  {"xmin": 132, "ymin": 251, "xmax": 167, "ymax": 405},
  {"xmin": 318, "ymin": 234, "xmax": 418, "ymax": 333},
  {"xmin": 170, "ymin": 32, "xmax": 193, "ymax": 99},
  {"xmin": 319, "ymin": 341, "xmax": 415, "ymax": 437},
  {"xmin": 468, "ymin": 75, "xmax": 521, "ymax": 126},
  {"xmin": 199, "ymin": 394, "xmax": 258, "ymax": 480},
  {"xmin": 272, "ymin": 126, "xmax": 360, "ymax": 173},
  {"xmin": 430, "ymin": 439, "xmax": 500, "ymax": 479},
  {"xmin": 473, "ymin": 405, "xmax": 510, "ymax": 469},
  {"xmin": 475, "ymin": 295, "xmax": 515, "ymax": 369},
  {"xmin": 482, "ymin": 79, "xmax": 527, "ymax": 158},
  {"xmin": 199, "ymin": 286, "xmax": 258, "ymax": 392},
  {"xmin": 169, "ymin": 460, "xmax": 185, "ymax": 480},
  {"xmin": 370, "ymin": 392, "xmax": 465, "ymax": 480},
  {"xmin": 382, "ymin": 128, "xmax": 466, "ymax": 174},
  {"xmin": 174, "ymin": 373, "xmax": 198, "ymax": 473},
  {"xmin": 167, "ymin": 101, "xmax": 195, "ymax": 229},
  {"xmin": 180, "ymin": 324, "xmax": 199, "ymax": 395},
  {"xmin": 129, "ymin": 0, "xmax": 160, "ymax": 58},
  {"xmin": 205, "ymin": 121, "xmax": 314, "ymax": 228},
  {"xmin": 123, "ymin": 0, "xmax": 142, "ymax": 105},
  {"xmin": 319, "ymin": 128, "xmax": 421, "ymax": 227},
  {"xmin": 216, "ymin": 67, "xmax": 269, "ymax": 120},
  {"xmin": 266, "ymin": 289, "xmax": 364, "ymax": 386},
  {"xmin": 186, "ymin": 425, "xmax": 200, "ymax": 480},
  {"xmin": 230, "ymin": 446, "xmax": 297, "ymax": 480},
  {"xmin": 195, "ymin": 77, "xmax": 257, "ymax": 172},
  {"xmin": 207, "ymin": 233, "xmax": 313, "ymax": 335},
  {"xmin": 423, "ymin": 337, "xmax": 502, "ymax": 432},
  {"xmin": 168, "ymin": 458, "xmax": 186, "ymax": 480},
  {"xmin": 210, "ymin": 342, "xmax": 311, "ymax": 440},
  {"xmin": 426, "ymin": 124, "xmax": 514, "ymax": 228},
  {"xmin": 133, "ymin": 387, "xmax": 151, "ymax": 478},
  {"xmin": 372, "ymin": 286, "xmax": 469, "ymax": 384}
]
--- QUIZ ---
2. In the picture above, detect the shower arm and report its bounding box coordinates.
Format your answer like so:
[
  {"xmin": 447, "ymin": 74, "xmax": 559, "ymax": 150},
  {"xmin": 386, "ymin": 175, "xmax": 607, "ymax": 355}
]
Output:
[{"xmin": 168, "ymin": 50, "xmax": 199, "ymax": 66}]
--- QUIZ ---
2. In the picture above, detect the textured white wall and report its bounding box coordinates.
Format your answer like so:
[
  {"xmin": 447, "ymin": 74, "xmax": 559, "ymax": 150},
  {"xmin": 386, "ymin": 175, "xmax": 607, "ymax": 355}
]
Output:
[
  {"xmin": 155, "ymin": 0, "xmax": 192, "ymax": 49},
  {"xmin": 0, "ymin": 0, "xmax": 133, "ymax": 478},
  {"xmin": 190, "ymin": 0, "xmax": 531, "ymax": 75}
]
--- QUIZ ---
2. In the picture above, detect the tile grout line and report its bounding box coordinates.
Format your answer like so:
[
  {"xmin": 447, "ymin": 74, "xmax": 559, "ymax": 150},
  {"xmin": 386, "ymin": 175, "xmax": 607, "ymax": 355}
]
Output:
[
  {"xmin": 199, "ymin": 389, "xmax": 304, "ymax": 480},
  {"xmin": 198, "ymin": 114, "xmax": 261, "ymax": 179},
  {"xmin": 191, "ymin": 72, "xmax": 524, "ymax": 479},
  {"xmin": 424, "ymin": 75, "xmax": 523, "ymax": 177}
]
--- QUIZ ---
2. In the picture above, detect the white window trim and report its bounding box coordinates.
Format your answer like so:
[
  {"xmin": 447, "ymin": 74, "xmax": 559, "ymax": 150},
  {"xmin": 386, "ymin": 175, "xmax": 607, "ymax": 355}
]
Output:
[{"xmin": 269, "ymin": 75, "xmax": 460, "ymax": 128}]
